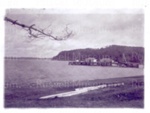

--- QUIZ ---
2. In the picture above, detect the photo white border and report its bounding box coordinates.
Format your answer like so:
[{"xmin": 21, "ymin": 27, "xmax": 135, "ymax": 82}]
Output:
[{"xmin": 0, "ymin": 0, "xmax": 149, "ymax": 113}]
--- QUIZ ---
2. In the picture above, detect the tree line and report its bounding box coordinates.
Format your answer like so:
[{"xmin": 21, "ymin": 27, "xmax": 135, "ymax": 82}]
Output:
[{"xmin": 52, "ymin": 45, "xmax": 144, "ymax": 64}]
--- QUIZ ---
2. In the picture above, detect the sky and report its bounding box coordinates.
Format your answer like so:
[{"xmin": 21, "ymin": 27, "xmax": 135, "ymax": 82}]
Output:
[{"xmin": 5, "ymin": 9, "xmax": 144, "ymax": 58}]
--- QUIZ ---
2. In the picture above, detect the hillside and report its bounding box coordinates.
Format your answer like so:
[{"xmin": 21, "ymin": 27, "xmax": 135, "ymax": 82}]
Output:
[{"xmin": 52, "ymin": 45, "xmax": 144, "ymax": 64}]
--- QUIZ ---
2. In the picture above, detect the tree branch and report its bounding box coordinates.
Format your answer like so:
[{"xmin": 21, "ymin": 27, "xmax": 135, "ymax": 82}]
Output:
[{"xmin": 4, "ymin": 17, "xmax": 73, "ymax": 40}]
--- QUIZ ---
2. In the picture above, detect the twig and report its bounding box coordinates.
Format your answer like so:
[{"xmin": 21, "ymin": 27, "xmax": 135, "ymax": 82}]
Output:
[{"xmin": 5, "ymin": 17, "xmax": 73, "ymax": 40}]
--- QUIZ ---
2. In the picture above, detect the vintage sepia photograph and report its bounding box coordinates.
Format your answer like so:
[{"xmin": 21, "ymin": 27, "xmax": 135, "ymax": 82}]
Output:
[{"xmin": 4, "ymin": 9, "xmax": 144, "ymax": 108}]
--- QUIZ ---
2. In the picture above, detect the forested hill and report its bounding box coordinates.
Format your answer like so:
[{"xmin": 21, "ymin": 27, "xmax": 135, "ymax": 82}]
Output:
[{"xmin": 52, "ymin": 45, "xmax": 144, "ymax": 64}]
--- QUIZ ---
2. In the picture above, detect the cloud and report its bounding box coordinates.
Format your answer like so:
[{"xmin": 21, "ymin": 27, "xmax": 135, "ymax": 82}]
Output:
[{"xmin": 5, "ymin": 9, "xmax": 144, "ymax": 58}]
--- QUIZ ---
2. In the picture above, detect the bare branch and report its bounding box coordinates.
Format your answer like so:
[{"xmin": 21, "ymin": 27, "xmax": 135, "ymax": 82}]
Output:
[{"xmin": 4, "ymin": 17, "xmax": 73, "ymax": 40}]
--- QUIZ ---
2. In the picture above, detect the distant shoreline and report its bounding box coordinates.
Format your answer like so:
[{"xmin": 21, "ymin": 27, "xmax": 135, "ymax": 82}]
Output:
[{"xmin": 4, "ymin": 57, "xmax": 52, "ymax": 60}]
